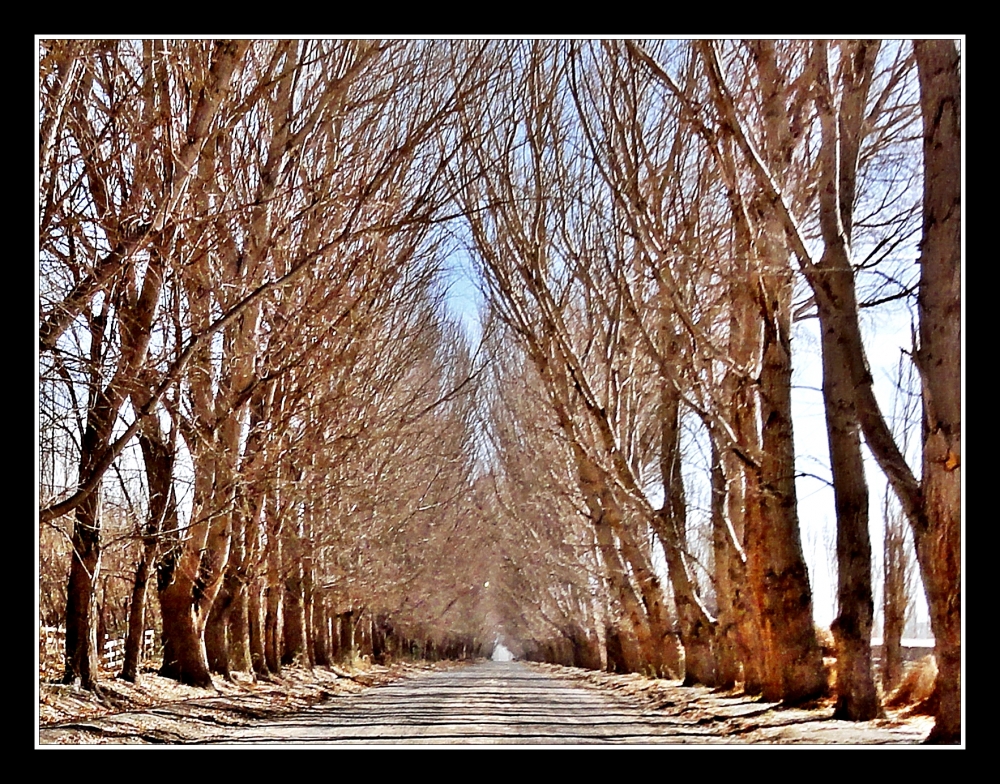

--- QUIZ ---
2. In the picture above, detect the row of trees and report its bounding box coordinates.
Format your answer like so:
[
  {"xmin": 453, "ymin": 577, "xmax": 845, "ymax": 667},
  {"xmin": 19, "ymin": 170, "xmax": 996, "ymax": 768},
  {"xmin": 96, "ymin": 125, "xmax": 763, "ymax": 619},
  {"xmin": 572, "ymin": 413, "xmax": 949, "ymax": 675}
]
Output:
[
  {"xmin": 39, "ymin": 39, "xmax": 495, "ymax": 689},
  {"xmin": 38, "ymin": 39, "xmax": 960, "ymax": 743},
  {"xmin": 448, "ymin": 39, "xmax": 960, "ymax": 741}
]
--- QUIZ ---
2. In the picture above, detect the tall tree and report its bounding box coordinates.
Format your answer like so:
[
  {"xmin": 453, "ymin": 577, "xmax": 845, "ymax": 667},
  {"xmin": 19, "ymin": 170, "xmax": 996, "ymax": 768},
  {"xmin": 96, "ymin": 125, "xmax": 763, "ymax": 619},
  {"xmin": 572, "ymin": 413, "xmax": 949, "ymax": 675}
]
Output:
[{"xmin": 909, "ymin": 38, "xmax": 961, "ymax": 744}]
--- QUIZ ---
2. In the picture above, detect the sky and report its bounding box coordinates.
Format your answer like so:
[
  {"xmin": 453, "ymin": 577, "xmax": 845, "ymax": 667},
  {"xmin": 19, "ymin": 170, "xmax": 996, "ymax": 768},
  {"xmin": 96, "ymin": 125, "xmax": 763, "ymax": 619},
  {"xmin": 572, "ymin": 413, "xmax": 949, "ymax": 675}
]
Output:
[{"xmin": 442, "ymin": 241, "xmax": 932, "ymax": 637}]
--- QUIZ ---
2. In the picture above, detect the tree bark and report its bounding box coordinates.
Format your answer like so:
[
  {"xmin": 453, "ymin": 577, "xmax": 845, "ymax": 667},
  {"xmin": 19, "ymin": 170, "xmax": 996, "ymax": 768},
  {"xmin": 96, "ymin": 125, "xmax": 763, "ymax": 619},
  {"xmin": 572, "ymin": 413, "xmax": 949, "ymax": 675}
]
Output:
[
  {"xmin": 248, "ymin": 578, "xmax": 270, "ymax": 678},
  {"xmin": 64, "ymin": 488, "xmax": 101, "ymax": 689},
  {"xmin": 122, "ymin": 425, "xmax": 177, "ymax": 682},
  {"xmin": 809, "ymin": 39, "xmax": 881, "ymax": 721},
  {"xmin": 882, "ymin": 509, "xmax": 908, "ymax": 694},
  {"xmin": 337, "ymin": 610, "xmax": 355, "ymax": 666},
  {"xmin": 709, "ymin": 425, "xmax": 744, "ymax": 690},
  {"xmin": 820, "ymin": 283, "xmax": 879, "ymax": 718},
  {"xmin": 205, "ymin": 580, "xmax": 233, "ymax": 678},
  {"xmin": 65, "ymin": 253, "xmax": 164, "ymax": 688},
  {"xmin": 312, "ymin": 594, "xmax": 332, "ymax": 667},
  {"xmin": 264, "ymin": 505, "xmax": 284, "ymax": 674},
  {"xmin": 913, "ymin": 39, "xmax": 962, "ymax": 745},
  {"xmin": 749, "ymin": 264, "xmax": 827, "ymax": 703},
  {"xmin": 656, "ymin": 380, "xmax": 717, "ymax": 686}
]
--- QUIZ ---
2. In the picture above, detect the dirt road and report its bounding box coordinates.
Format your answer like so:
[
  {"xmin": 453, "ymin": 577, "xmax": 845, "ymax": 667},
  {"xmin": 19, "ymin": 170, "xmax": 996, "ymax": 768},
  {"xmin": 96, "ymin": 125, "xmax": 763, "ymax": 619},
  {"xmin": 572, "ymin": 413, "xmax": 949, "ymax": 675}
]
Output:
[{"xmin": 191, "ymin": 661, "xmax": 930, "ymax": 745}]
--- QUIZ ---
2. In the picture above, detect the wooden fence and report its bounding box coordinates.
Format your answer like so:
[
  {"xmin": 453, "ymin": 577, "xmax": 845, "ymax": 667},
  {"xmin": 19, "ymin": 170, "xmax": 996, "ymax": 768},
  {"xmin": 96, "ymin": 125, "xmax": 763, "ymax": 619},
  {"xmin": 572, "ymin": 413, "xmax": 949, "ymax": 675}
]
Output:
[
  {"xmin": 39, "ymin": 627, "xmax": 157, "ymax": 676},
  {"xmin": 870, "ymin": 638, "xmax": 936, "ymax": 664}
]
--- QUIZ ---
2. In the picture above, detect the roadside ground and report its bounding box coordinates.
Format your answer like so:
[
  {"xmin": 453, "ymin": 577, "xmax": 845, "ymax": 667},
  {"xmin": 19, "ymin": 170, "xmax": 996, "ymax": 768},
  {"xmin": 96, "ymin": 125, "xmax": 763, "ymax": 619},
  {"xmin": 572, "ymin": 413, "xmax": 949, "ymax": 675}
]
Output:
[{"xmin": 38, "ymin": 659, "xmax": 939, "ymax": 745}]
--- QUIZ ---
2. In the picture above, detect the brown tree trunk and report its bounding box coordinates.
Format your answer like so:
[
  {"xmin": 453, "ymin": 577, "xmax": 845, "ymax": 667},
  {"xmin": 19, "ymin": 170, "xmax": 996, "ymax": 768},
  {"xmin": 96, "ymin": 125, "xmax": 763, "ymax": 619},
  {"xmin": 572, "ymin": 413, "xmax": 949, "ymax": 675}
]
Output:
[
  {"xmin": 64, "ymin": 488, "xmax": 101, "ymax": 690},
  {"xmin": 656, "ymin": 380, "xmax": 717, "ymax": 686},
  {"xmin": 231, "ymin": 394, "xmax": 271, "ymax": 676},
  {"xmin": 337, "ymin": 610, "xmax": 355, "ymax": 665},
  {"xmin": 329, "ymin": 612, "xmax": 343, "ymax": 663},
  {"xmin": 205, "ymin": 580, "xmax": 233, "ymax": 678},
  {"xmin": 155, "ymin": 453, "xmax": 233, "ymax": 687},
  {"xmin": 158, "ymin": 578, "xmax": 213, "ymax": 687},
  {"xmin": 281, "ymin": 582, "xmax": 307, "ymax": 667},
  {"xmin": 590, "ymin": 502, "xmax": 655, "ymax": 675},
  {"xmin": 122, "ymin": 424, "xmax": 177, "ymax": 682},
  {"xmin": 723, "ymin": 180, "xmax": 769, "ymax": 698},
  {"xmin": 882, "ymin": 509, "xmax": 908, "ymax": 694},
  {"xmin": 248, "ymin": 579, "xmax": 270, "ymax": 677},
  {"xmin": 301, "ymin": 505, "xmax": 317, "ymax": 668},
  {"xmin": 709, "ymin": 426, "xmax": 743, "ymax": 690},
  {"xmin": 280, "ymin": 498, "xmax": 309, "ymax": 667},
  {"xmin": 748, "ymin": 266, "xmax": 826, "ymax": 704},
  {"xmin": 913, "ymin": 39, "xmax": 961, "ymax": 745},
  {"xmin": 226, "ymin": 557, "xmax": 252, "ymax": 674},
  {"xmin": 156, "ymin": 440, "xmax": 226, "ymax": 687},
  {"xmin": 808, "ymin": 40, "xmax": 880, "ymax": 721},
  {"xmin": 264, "ymin": 489, "xmax": 284, "ymax": 674},
  {"xmin": 311, "ymin": 593, "xmax": 332, "ymax": 667},
  {"xmin": 357, "ymin": 613, "xmax": 373, "ymax": 660},
  {"xmin": 819, "ymin": 284, "xmax": 879, "ymax": 718},
  {"xmin": 121, "ymin": 541, "xmax": 155, "ymax": 683},
  {"xmin": 561, "ymin": 375, "xmax": 678, "ymax": 677}
]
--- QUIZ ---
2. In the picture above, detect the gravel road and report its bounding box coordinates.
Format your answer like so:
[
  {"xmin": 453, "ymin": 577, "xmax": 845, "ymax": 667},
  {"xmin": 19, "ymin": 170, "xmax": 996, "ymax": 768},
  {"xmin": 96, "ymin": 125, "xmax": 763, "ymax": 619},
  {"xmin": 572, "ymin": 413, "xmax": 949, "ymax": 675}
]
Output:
[{"xmin": 195, "ymin": 661, "xmax": 931, "ymax": 745}]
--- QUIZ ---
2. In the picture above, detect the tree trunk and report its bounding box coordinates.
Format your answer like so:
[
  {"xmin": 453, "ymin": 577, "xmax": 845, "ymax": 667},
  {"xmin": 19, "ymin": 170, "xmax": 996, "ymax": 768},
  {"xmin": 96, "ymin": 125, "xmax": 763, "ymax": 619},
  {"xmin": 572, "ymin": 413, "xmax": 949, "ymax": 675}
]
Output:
[
  {"xmin": 591, "ymin": 504, "xmax": 654, "ymax": 675},
  {"xmin": 280, "ymin": 500, "xmax": 309, "ymax": 667},
  {"xmin": 809, "ymin": 40, "xmax": 880, "ymax": 721},
  {"xmin": 122, "ymin": 424, "xmax": 176, "ymax": 682},
  {"xmin": 158, "ymin": 578, "xmax": 212, "ymax": 687},
  {"xmin": 156, "ymin": 444, "xmax": 227, "ymax": 687},
  {"xmin": 248, "ymin": 579, "xmax": 270, "ymax": 677},
  {"xmin": 64, "ymin": 488, "xmax": 101, "ymax": 690},
  {"xmin": 709, "ymin": 426, "xmax": 743, "ymax": 690},
  {"xmin": 882, "ymin": 509, "xmax": 908, "ymax": 694},
  {"xmin": 205, "ymin": 580, "xmax": 233, "ymax": 678},
  {"xmin": 264, "ymin": 583, "xmax": 283, "ymax": 675},
  {"xmin": 281, "ymin": 582, "xmax": 307, "ymax": 666},
  {"xmin": 121, "ymin": 541, "xmax": 155, "ymax": 683},
  {"xmin": 723, "ymin": 179, "xmax": 769, "ymax": 697},
  {"xmin": 748, "ymin": 263, "xmax": 826, "ymax": 704},
  {"xmin": 820, "ymin": 286, "xmax": 879, "ymax": 718},
  {"xmin": 357, "ymin": 613, "xmax": 373, "ymax": 660},
  {"xmin": 913, "ymin": 39, "xmax": 962, "ymax": 745},
  {"xmin": 160, "ymin": 466, "xmax": 229, "ymax": 687},
  {"xmin": 311, "ymin": 593, "xmax": 332, "ymax": 667},
  {"xmin": 656, "ymin": 379, "xmax": 717, "ymax": 686},
  {"xmin": 264, "ymin": 491, "xmax": 284, "ymax": 674},
  {"xmin": 337, "ymin": 610, "xmax": 355, "ymax": 665},
  {"xmin": 226, "ymin": 564, "xmax": 252, "ymax": 674}
]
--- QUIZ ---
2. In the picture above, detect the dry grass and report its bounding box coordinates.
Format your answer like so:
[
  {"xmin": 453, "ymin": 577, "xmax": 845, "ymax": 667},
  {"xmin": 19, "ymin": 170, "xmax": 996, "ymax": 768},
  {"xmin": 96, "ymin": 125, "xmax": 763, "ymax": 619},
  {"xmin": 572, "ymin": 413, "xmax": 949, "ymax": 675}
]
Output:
[
  {"xmin": 884, "ymin": 655, "xmax": 938, "ymax": 715},
  {"xmin": 527, "ymin": 662, "xmax": 933, "ymax": 744}
]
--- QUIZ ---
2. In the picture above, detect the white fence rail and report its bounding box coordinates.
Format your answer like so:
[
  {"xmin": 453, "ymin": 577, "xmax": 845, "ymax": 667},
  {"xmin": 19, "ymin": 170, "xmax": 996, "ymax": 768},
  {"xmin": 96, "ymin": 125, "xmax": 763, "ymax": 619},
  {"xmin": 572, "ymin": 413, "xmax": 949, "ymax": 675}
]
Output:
[{"xmin": 39, "ymin": 626, "xmax": 157, "ymax": 675}]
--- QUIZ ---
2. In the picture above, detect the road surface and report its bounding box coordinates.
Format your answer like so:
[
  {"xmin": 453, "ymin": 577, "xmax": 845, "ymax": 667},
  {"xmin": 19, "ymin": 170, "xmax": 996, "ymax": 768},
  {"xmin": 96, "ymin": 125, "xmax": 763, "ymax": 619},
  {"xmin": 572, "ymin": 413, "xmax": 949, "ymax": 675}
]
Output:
[{"xmin": 198, "ymin": 661, "xmax": 928, "ymax": 745}]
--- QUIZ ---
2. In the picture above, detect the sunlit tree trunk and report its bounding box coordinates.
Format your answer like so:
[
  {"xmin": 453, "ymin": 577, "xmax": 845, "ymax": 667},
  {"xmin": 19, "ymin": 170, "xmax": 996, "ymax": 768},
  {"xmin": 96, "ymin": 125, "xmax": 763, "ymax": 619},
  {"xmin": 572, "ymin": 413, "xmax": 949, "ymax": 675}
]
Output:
[
  {"xmin": 281, "ymin": 513, "xmax": 309, "ymax": 667},
  {"xmin": 656, "ymin": 377, "xmax": 717, "ymax": 686},
  {"xmin": 693, "ymin": 40, "xmax": 827, "ymax": 703},
  {"xmin": 746, "ymin": 273, "xmax": 827, "ymax": 703},
  {"xmin": 708, "ymin": 425, "xmax": 742, "ymax": 689},
  {"xmin": 804, "ymin": 39, "xmax": 882, "ymax": 721},
  {"xmin": 912, "ymin": 39, "xmax": 962, "ymax": 744}
]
